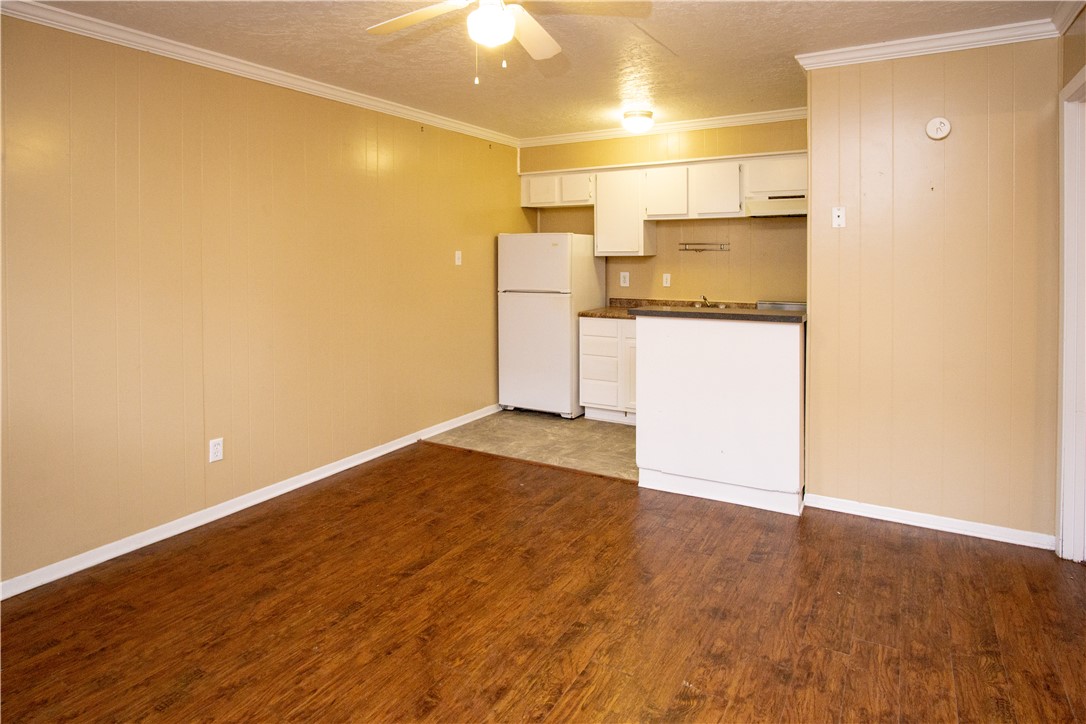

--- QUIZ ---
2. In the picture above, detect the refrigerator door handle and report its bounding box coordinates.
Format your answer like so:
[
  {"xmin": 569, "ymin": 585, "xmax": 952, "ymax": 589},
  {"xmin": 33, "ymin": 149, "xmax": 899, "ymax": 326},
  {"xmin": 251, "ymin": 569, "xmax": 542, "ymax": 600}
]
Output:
[{"xmin": 499, "ymin": 289, "xmax": 569, "ymax": 294}]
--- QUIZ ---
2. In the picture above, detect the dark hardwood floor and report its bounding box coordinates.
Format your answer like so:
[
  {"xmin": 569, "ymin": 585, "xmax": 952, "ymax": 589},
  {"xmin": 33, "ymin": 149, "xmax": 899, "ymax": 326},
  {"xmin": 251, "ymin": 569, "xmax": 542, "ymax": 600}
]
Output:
[{"xmin": 2, "ymin": 442, "xmax": 1084, "ymax": 722}]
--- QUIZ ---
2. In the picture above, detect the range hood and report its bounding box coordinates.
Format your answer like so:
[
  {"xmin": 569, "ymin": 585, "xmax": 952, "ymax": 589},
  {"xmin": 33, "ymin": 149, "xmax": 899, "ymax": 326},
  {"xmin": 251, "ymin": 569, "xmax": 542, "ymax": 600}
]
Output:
[{"xmin": 745, "ymin": 195, "xmax": 808, "ymax": 217}]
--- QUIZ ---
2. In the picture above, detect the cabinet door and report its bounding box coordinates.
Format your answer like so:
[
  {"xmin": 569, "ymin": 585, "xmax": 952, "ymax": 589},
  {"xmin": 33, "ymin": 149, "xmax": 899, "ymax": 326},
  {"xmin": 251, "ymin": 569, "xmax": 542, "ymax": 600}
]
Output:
[
  {"xmin": 560, "ymin": 173, "xmax": 593, "ymax": 204},
  {"xmin": 745, "ymin": 155, "xmax": 807, "ymax": 195},
  {"xmin": 524, "ymin": 176, "xmax": 558, "ymax": 205},
  {"xmin": 689, "ymin": 161, "xmax": 741, "ymax": 215},
  {"xmin": 644, "ymin": 166, "xmax": 688, "ymax": 216},
  {"xmin": 594, "ymin": 170, "xmax": 643, "ymax": 254}
]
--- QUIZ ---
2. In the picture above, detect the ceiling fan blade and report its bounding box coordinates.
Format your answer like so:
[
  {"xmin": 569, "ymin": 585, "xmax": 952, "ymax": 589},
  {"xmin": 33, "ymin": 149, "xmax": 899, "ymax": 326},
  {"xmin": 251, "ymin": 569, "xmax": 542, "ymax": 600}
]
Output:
[
  {"xmin": 507, "ymin": 4, "xmax": 561, "ymax": 60},
  {"xmin": 366, "ymin": 0, "xmax": 471, "ymax": 35}
]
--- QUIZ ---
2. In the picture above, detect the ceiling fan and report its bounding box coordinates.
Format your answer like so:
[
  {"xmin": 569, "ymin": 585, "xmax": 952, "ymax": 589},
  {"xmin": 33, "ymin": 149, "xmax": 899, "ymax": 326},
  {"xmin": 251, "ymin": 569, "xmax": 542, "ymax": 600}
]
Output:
[{"xmin": 366, "ymin": 0, "xmax": 562, "ymax": 60}]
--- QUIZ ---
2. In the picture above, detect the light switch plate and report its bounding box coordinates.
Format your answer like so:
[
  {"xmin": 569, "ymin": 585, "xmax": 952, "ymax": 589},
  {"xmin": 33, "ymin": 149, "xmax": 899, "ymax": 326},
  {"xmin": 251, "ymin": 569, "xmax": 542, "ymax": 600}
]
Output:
[{"xmin": 454, "ymin": 250, "xmax": 462, "ymax": 265}]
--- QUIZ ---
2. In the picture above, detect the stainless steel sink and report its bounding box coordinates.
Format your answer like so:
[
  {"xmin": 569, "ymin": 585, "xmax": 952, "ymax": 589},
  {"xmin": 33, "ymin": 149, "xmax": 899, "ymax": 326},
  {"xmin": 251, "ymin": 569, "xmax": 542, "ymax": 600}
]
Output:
[{"xmin": 757, "ymin": 300, "xmax": 807, "ymax": 312}]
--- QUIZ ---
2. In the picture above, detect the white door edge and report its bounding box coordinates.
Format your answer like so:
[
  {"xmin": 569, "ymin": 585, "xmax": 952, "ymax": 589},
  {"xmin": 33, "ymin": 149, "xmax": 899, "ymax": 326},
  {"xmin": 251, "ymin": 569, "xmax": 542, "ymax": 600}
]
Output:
[{"xmin": 1057, "ymin": 66, "xmax": 1086, "ymax": 562}]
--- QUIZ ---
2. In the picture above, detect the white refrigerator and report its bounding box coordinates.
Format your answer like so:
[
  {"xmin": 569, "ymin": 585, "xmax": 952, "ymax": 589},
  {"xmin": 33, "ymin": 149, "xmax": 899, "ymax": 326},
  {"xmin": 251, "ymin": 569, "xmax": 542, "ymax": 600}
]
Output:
[{"xmin": 498, "ymin": 233, "xmax": 605, "ymax": 418}]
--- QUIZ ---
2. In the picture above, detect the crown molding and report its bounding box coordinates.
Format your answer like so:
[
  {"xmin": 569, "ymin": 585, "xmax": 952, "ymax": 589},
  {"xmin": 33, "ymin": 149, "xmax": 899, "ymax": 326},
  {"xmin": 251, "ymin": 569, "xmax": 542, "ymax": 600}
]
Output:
[
  {"xmin": 1053, "ymin": 1, "xmax": 1086, "ymax": 34},
  {"xmin": 0, "ymin": 1, "xmax": 520, "ymax": 147},
  {"xmin": 796, "ymin": 19, "xmax": 1060, "ymax": 70},
  {"xmin": 518, "ymin": 107, "xmax": 808, "ymax": 149}
]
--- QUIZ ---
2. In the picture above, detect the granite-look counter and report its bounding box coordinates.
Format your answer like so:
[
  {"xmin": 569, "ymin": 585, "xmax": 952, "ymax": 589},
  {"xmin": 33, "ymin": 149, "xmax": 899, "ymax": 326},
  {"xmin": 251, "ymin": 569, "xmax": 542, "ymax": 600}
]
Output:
[
  {"xmin": 628, "ymin": 306, "xmax": 806, "ymax": 324},
  {"xmin": 579, "ymin": 298, "xmax": 764, "ymax": 320},
  {"xmin": 579, "ymin": 306, "xmax": 635, "ymax": 320}
]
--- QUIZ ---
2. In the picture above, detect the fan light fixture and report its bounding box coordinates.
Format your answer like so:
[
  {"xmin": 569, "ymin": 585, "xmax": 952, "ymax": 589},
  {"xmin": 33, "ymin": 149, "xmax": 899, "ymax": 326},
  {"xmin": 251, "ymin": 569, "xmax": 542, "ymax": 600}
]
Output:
[
  {"xmin": 467, "ymin": 0, "xmax": 515, "ymax": 47},
  {"xmin": 622, "ymin": 109, "xmax": 654, "ymax": 134}
]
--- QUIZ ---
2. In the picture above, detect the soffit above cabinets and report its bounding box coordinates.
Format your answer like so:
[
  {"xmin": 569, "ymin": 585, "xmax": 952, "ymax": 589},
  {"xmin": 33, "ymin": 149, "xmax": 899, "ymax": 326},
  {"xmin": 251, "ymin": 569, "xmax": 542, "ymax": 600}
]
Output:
[{"xmin": 17, "ymin": 1, "xmax": 1075, "ymax": 141}]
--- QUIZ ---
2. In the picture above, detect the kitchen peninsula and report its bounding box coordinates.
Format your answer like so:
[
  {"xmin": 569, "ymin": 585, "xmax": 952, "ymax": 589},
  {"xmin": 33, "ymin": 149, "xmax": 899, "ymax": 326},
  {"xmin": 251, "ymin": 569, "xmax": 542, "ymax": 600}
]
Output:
[{"xmin": 630, "ymin": 305, "xmax": 806, "ymax": 515}]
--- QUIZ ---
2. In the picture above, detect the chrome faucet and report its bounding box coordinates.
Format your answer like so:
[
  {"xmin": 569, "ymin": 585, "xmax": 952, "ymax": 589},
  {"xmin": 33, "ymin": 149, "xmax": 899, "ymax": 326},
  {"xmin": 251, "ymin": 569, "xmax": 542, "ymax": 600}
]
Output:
[{"xmin": 701, "ymin": 295, "xmax": 713, "ymax": 307}]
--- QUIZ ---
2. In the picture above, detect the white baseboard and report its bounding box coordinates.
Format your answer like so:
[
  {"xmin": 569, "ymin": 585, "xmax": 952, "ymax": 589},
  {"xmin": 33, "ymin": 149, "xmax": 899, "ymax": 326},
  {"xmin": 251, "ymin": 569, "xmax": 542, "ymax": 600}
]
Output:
[
  {"xmin": 803, "ymin": 494, "xmax": 1056, "ymax": 550},
  {"xmin": 0, "ymin": 404, "xmax": 500, "ymax": 600},
  {"xmin": 639, "ymin": 468, "xmax": 804, "ymax": 516}
]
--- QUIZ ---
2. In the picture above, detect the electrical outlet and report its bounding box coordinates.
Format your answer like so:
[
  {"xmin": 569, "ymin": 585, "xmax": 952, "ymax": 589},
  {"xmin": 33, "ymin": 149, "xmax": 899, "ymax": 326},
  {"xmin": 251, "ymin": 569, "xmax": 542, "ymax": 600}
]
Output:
[
  {"xmin": 662, "ymin": 273, "xmax": 671, "ymax": 287},
  {"xmin": 455, "ymin": 250, "xmax": 462, "ymax": 266},
  {"xmin": 619, "ymin": 271, "xmax": 630, "ymax": 287},
  {"xmin": 209, "ymin": 437, "xmax": 223, "ymax": 463}
]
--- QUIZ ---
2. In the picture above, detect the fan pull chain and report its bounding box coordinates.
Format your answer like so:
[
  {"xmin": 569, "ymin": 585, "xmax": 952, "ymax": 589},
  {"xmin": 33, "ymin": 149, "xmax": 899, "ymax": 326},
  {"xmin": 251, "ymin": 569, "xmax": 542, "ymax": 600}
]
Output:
[{"xmin": 474, "ymin": 45, "xmax": 480, "ymax": 85}]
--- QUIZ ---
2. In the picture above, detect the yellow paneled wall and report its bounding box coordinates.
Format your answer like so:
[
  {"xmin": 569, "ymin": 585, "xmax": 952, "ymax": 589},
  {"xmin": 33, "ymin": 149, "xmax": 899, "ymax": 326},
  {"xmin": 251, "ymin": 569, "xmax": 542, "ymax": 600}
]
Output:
[
  {"xmin": 807, "ymin": 40, "xmax": 1060, "ymax": 534},
  {"xmin": 519, "ymin": 120, "xmax": 807, "ymax": 173},
  {"xmin": 1063, "ymin": 6, "xmax": 1085, "ymax": 87},
  {"xmin": 1, "ymin": 18, "xmax": 531, "ymax": 579},
  {"xmin": 537, "ymin": 206, "xmax": 595, "ymax": 235}
]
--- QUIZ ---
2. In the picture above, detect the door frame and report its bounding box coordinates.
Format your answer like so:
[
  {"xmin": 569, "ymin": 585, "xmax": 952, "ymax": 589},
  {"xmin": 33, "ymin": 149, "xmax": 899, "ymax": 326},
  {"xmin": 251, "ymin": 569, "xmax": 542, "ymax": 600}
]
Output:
[{"xmin": 1058, "ymin": 66, "xmax": 1086, "ymax": 562}]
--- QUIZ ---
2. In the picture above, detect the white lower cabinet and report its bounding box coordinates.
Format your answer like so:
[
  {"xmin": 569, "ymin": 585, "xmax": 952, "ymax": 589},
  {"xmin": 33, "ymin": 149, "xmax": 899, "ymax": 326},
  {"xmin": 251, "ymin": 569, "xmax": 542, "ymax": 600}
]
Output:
[{"xmin": 579, "ymin": 317, "xmax": 636, "ymax": 424}]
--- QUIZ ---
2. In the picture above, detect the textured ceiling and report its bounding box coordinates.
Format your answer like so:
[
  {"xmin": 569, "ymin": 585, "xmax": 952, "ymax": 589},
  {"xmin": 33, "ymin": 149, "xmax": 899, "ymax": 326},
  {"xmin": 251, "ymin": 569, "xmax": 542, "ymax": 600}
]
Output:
[{"xmin": 46, "ymin": 1, "xmax": 1065, "ymax": 139}]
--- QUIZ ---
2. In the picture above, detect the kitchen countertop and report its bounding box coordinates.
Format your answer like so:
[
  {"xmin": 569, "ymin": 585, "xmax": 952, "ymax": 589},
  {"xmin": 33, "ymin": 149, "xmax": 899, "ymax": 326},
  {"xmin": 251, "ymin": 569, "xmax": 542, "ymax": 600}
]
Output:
[
  {"xmin": 579, "ymin": 306, "xmax": 636, "ymax": 320},
  {"xmin": 628, "ymin": 306, "xmax": 807, "ymax": 324},
  {"xmin": 579, "ymin": 298, "xmax": 765, "ymax": 321}
]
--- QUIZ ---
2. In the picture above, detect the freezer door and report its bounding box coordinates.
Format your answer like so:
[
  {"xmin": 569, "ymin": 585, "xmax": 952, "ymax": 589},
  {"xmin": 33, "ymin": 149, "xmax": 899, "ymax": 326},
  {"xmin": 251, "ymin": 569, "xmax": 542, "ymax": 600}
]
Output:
[
  {"xmin": 498, "ymin": 292, "xmax": 580, "ymax": 416},
  {"xmin": 498, "ymin": 233, "xmax": 572, "ymax": 292}
]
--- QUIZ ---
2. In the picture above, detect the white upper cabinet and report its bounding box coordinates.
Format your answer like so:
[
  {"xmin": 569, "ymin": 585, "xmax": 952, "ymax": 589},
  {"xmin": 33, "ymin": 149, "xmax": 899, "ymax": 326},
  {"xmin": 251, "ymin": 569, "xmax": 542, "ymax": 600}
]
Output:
[
  {"xmin": 644, "ymin": 161, "xmax": 743, "ymax": 219},
  {"xmin": 689, "ymin": 161, "xmax": 742, "ymax": 216},
  {"xmin": 519, "ymin": 152, "xmax": 806, "ymax": 222},
  {"xmin": 744, "ymin": 155, "xmax": 807, "ymax": 195},
  {"xmin": 644, "ymin": 166, "xmax": 688, "ymax": 217},
  {"xmin": 594, "ymin": 169, "xmax": 656, "ymax": 257},
  {"xmin": 524, "ymin": 175, "xmax": 557, "ymax": 205},
  {"xmin": 520, "ymin": 172, "xmax": 594, "ymax": 207},
  {"xmin": 559, "ymin": 173, "xmax": 594, "ymax": 204}
]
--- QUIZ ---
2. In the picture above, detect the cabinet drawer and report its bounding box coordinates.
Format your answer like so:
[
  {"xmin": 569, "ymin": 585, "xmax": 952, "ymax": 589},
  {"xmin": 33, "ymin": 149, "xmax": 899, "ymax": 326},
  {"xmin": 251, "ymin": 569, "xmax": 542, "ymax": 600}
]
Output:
[
  {"xmin": 582, "ymin": 335, "xmax": 619, "ymax": 357},
  {"xmin": 582, "ymin": 355, "xmax": 618, "ymax": 382},
  {"xmin": 581, "ymin": 318, "xmax": 619, "ymax": 337},
  {"xmin": 581, "ymin": 379, "xmax": 619, "ymax": 408}
]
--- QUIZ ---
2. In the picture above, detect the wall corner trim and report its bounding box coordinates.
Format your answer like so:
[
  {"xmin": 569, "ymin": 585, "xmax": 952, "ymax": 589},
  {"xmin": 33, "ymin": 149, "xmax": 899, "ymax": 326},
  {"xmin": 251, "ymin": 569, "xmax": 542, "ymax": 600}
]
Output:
[
  {"xmin": 0, "ymin": 1, "xmax": 520, "ymax": 147},
  {"xmin": 804, "ymin": 494, "xmax": 1057, "ymax": 550},
  {"xmin": 0, "ymin": 405, "xmax": 501, "ymax": 601},
  {"xmin": 1053, "ymin": 1, "xmax": 1086, "ymax": 34},
  {"xmin": 796, "ymin": 19, "xmax": 1061, "ymax": 70}
]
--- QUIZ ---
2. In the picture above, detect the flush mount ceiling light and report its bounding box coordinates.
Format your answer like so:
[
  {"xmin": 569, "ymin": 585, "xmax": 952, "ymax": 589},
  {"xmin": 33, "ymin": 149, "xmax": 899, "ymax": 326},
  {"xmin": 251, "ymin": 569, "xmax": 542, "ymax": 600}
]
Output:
[
  {"xmin": 467, "ymin": 0, "xmax": 516, "ymax": 47},
  {"xmin": 622, "ymin": 109, "xmax": 655, "ymax": 134}
]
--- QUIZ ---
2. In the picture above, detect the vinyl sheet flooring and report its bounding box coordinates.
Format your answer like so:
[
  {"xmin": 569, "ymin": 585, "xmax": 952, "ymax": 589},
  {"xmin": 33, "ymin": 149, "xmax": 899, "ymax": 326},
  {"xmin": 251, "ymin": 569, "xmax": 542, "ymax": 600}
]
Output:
[{"xmin": 427, "ymin": 410, "xmax": 638, "ymax": 481}]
